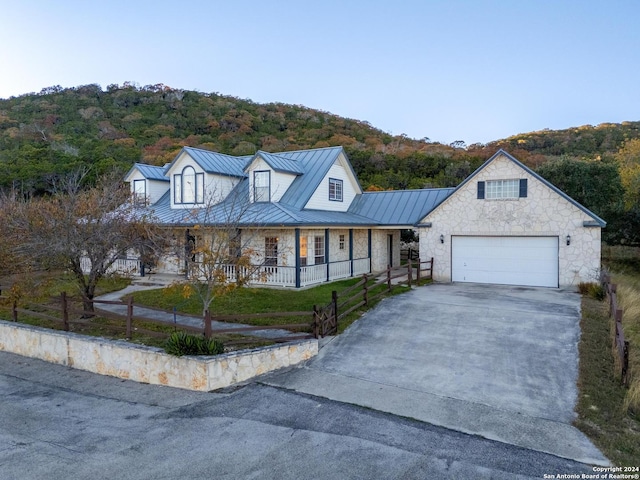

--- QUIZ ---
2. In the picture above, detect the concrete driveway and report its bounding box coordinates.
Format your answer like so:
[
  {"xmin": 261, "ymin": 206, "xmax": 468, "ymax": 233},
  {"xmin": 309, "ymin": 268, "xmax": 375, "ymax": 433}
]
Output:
[{"xmin": 264, "ymin": 283, "xmax": 608, "ymax": 465}]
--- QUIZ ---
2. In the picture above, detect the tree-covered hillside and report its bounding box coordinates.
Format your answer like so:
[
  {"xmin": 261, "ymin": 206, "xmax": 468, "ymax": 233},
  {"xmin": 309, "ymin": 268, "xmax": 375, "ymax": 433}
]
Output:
[{"xmin": 0, "ymin": 83, "xmax": 484, "ymax": 194}]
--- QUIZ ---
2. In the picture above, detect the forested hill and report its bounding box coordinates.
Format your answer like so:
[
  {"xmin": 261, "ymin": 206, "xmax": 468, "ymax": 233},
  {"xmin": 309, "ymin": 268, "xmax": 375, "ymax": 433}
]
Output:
[
  {"xmin": 1, "ymin": 83, "xmax": 639, "ymax": 196},
  {"xmin": 485, "ymin": 121, "xmax": 640, "ymax": 159}
]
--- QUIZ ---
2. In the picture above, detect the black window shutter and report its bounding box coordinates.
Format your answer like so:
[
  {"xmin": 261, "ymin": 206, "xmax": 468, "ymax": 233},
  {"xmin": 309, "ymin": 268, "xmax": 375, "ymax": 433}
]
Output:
[
  {"xmin": 519, "ymin": 179, "xmax": 528, "ymax": 198},
  {"xmin": 477, "ymin": 181, "xmax": 485, "ymax": 199}
]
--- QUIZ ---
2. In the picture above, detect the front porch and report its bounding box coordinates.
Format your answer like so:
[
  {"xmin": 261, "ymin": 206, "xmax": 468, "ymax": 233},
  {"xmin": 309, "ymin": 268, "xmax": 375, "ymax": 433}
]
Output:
[
  {"xmin": 90, "ymin": 256, "xmax": 372, "ymax": 289},
  {"xmin": 219, "ymin": 257, "xmax": 371, "ymax": 288}
]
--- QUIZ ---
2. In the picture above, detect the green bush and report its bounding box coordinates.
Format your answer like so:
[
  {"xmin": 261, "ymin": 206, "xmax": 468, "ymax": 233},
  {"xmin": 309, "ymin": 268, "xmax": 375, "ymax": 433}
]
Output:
[
  {"xmin": 578, "ymin": 282, "xmax": 606, "ymax": 301},
  {"xmin": 164, "ymin": 331, "xmax": 224, "ymax": 356}
]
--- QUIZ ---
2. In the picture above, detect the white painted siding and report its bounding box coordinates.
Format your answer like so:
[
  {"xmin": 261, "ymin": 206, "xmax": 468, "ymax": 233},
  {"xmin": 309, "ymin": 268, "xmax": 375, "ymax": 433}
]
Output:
[
  {"xmin": 147, "ymin": 180, "xmax": 170, "ymax": 204},
  {"xmin": 166, "ymin": 152, "xmax": 241, "ymax": 208},
  {"xmin": 246, "ymin": 158, "xmax": 297, "ymax": 203},
  {"xmin": 126, "ymin": 171, "xmax": 169, "ymax": 205},
  {"xmin": 304, "ymin": 154, "xmax": 360, "ymax": 211}
]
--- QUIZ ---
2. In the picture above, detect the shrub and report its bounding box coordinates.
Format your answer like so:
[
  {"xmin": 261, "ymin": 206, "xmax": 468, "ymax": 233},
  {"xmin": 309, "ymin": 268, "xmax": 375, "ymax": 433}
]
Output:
[
  {"xmin": 578, "ymin": 282, "xmax": 606, "ymax": 300},
  {"xmin": 164, "ymin": 331, "xmax": 224, "ymax": 356}
]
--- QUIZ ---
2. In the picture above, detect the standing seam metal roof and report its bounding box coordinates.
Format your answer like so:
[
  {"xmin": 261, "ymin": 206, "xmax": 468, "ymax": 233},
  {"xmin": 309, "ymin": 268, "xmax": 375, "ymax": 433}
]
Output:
[
  {"xmin": 348, "ymin": 188, "xmax": 456, "ymax": 225},
  {"xmin": 126, "ymin": 163, "xmax": 169, "ymax": 182},
  {"xmin": 177, "ymin": 147, "xmax": 250, "ymax": 177},
  {"xmin": 249, "ymin": 151, "xmax": 305, "ymax": 175}
]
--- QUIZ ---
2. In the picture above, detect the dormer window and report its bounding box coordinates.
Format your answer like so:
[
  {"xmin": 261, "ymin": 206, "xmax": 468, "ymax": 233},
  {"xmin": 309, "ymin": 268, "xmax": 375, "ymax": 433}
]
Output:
[
  {"xmin": 254, "ymin": 170, "xmax": 270, "ymax": 202},
  {"xmin": 133, "ymin": 179, "xmax": 147, "ymax": 206},
  {"xmin": 329, "ymin": 178, "xmax": 343, "ymax": 201},
  {"xmin": 174, "ymin": 166, "xmax": 204, "ymax": 204}
]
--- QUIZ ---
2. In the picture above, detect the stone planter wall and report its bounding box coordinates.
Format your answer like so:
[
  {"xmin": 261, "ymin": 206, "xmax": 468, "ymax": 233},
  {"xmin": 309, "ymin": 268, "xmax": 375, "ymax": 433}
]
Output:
[{"xmin": 0, "ymin": 320, "xmax": 317, "ymax": 391}]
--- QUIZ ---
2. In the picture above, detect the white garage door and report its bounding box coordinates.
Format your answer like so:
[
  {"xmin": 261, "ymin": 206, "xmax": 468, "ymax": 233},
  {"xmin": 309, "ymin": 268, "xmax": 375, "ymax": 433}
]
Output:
[{"xmin": 452, "ymin": 236, "xmax": 559, "ymax": 288}]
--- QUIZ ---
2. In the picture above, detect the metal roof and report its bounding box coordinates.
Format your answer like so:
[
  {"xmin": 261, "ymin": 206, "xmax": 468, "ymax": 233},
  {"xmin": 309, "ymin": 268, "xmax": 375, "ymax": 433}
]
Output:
[
  {"xmin": 277, "ymin": 147, "xmax": 360, "ymax": 209},
  {"xmin": 146, "ymin": 188, "xmax": 379, "ymax": 227},
  {"xmin": 348, "ymin": 188, "xmax": 455, "ymax": 226},
  {"xmin": 125, "ymin": 163, "xmax": 169, "ymax": 182},
  {"xmin": 249, "ymin": 151, "xmax": 305, "ymax": 175},
  {"xmin": 171, "ymin": 147, "xmax": 250, "ymax": 178},
  {"xmin": 436, "ymin": 149, "xmax": 607, "ymax": 227}
]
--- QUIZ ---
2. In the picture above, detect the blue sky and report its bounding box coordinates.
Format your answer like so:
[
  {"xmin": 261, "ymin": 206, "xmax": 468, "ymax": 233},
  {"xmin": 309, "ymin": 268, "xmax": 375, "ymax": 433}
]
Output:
[{"xmin": 1, "ymin": 0, "xmax": 638, "ymax": 145}]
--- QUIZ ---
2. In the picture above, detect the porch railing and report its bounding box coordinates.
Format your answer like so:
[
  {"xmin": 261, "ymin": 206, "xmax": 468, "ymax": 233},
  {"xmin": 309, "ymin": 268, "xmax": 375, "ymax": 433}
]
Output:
[{"xmin": 81, "ymin": 257, "xmax": 142, "ymax": 276}]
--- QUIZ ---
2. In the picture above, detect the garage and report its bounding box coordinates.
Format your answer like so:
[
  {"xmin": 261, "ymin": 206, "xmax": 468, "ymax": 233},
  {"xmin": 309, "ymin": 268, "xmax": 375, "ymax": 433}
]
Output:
[{"xmin": 451, "ymin": 236, "xmax": 559, "ymax": 288}]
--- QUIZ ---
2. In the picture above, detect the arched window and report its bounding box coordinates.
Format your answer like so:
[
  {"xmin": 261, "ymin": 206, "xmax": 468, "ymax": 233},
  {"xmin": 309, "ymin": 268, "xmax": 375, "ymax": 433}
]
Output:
[{"xmin": 174, "ymin": 166, "xmax": 204, "ymax": 204}]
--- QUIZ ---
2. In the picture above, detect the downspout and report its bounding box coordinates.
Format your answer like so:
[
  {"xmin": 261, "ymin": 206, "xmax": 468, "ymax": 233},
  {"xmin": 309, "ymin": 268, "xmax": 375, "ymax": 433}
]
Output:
[
  {"xmin": 368, "ymin": 229, "xmax": 372, "ymax": 273},
  {"xmin": 325, "ymin": 228, "xmax": 330, "ymax": 282},
  {"xmin": 349, "ymin": 229, "xmax": 354, "ymax": 277},
  {"xmin": 295, "ymin": 228, "xmax": 301, "ymax": 288}
]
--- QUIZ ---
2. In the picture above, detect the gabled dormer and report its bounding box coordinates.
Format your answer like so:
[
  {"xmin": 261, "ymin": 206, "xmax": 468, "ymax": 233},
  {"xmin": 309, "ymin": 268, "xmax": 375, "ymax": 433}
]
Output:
[
  {"xmin": 245, "ymin": 151, "xmax": 304, "ymax": 203},
  {"xmin": 164, "ymin": 147, "xmax": 248, "ymax": 209},
  {"xmin": 124, "ymin": 163, "xmax": 170, "ymax": 206}
]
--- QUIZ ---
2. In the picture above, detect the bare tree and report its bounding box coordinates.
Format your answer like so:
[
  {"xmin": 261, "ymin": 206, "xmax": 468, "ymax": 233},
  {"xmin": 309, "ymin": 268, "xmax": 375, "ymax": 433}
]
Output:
[
  {"xmin": 9, "ymin": 170, "xmax": 168, "ymax": 313},
  {"xmin": 173, "ymin": 185, "xmax": 285, "ymax": 316}
]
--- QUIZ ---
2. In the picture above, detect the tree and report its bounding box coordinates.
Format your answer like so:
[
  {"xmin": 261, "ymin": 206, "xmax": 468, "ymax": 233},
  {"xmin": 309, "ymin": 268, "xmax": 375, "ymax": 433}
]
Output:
[
  {"xmin": 536, "ymin": 157, "xmax": 624, "ymax": 243},
  {"xmin": 175, "ymin": 186, "xmax": 281, "ymax": 316},
  {"xmin": 615, "ymin": 138, "xmax": 640, "ymax": 210},
  {"xmin": 9, "ymin": 170, "xmax": 167, "ymax": 313}
]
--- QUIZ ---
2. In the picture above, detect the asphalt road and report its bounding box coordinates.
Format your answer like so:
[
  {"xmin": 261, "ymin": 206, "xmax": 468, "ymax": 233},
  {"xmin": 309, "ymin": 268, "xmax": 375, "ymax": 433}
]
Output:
[{"xmin": 0, "ymin": 351, "xmax": 595, "ymax": 480}]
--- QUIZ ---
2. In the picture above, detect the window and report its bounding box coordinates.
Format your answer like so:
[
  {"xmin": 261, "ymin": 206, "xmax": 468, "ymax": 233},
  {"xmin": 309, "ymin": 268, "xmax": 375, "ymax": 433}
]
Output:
[
  {"xmin": 265, "ymin": 237, "xmax": 278, "ymax": 266},
  {"xmin": 133, "ymin": 179, "xmax": 146, "ymax": 206},
  {"xmin": 329, "ymin": 178, "xmax": 343, "ymax": 202},
  {"xmin": 299, "ymin": 236, "xmax": 308, "ymax": 266},
  {"xmin": 174, "ymin": 166, "xmax": 204, "ymax": 204},
  {"xmin": 485, "ymin": 179, "xmax": 519, "ymax": 199},
  {"xmin": 228, "ymin": 230, "xmax": 241, "ymax": 260},
  {"xmin": 339, "ymin": 234, "xmax": 345, "ymax": 250},
  {"xmin": 314, "ymin": 236, "xmax": 325, "ymax": 264},
  {"xmin": 254, "ymin": 170, "xmax": 270, "ymax": 202}
]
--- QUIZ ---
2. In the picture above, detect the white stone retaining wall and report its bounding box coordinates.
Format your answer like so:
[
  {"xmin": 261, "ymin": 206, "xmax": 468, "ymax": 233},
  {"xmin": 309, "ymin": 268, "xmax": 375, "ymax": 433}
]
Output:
[{"xmin": 0, "ymin": 320, "xmax": 317, "ymax": 391}]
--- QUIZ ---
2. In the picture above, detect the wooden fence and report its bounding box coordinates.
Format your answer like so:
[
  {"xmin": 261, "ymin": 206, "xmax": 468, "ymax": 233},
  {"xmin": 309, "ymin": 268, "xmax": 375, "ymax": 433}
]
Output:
[
  {"xmin": 0, "ymin": 257, "xmax": 433, "ymax": 344},
  {"xmin": 601, "ymin": 272, "xmax": 630, "ymax": 386},
  {"xmin": 313, "ymin": 257, "xmax": 434, "ymax": 337},
  {"xmin": 400, "ymin": 248, "xmax": 420, "ymax": 262}
]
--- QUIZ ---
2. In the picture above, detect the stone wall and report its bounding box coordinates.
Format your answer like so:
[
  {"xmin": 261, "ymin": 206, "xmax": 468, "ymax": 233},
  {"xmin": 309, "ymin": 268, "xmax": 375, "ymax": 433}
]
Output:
[
  {"xmin": 418, "ymin": 153, "xmax": 602, "ymax": 287},
  {"xmin": 0, "ymin": 321, "xmax": 317, "ymax": 391}
]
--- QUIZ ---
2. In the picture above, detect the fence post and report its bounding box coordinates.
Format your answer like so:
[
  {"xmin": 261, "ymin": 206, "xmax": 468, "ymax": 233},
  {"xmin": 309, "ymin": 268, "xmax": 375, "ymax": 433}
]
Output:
[
  {"xmin": 622, "ymin": 341, "xmax": 630, "ymax": 386},
  {"xmin": 126, "ymin": 296, "xmax": 134, "ymax": 339},
  {"xmin": 332, "ymin": 290, "xmax": 338, "ymax": 333},
  {"xmin": 312, "ymin": 305, "xmax": 319, "ymax": 339},
  {"xmin": 12, "ymin": 300, "xmax": 18, "ymax": 322},
  {"xmin": 363, "ymin": 274, "xmax": 369, "ymax": 306},
  {"xmin": 407, "ymin": 261, "xmax": 412, "ymax": 287},
  {"xmin": 430, "ymin": 257, "xmax": 434, "ymax": 279},
  {"xmin": 204, "ymin": 310, "xmax": 212, "ymax": 338},
  {"xmin": 61, "ymin": 292, "xmax": 69, "ymax": 331},
  {"xmin": 387, "ymin": 265, "xmax": 391, "ymax": 291},
  {"xmin": 416, "ymin": 258, "xmax": 421, "ymax": 284}
]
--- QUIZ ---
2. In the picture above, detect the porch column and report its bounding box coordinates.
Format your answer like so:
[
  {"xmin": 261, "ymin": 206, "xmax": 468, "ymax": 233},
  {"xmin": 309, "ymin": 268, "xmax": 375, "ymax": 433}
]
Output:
[
  {"xmin": 325, "ymin": 228, "xmax": 330, "ymax": 282},
  {"xmin": 349, "ymin": 229, "xmax": 354, "ymax": 277},
  {"xmin": 295, "ymin": 228, "xmax": 301, "ymax": 288},
  {"xmin": 368, "ymin": 229, "xmax": 372, "ymax": 273}
]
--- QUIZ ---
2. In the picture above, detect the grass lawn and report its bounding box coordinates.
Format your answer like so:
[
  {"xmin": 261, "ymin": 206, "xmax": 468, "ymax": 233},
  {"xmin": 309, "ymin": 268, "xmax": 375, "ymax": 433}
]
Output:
[{"xmin": 132, "ymin": 276, "xmax": 416, "ymax": 331}]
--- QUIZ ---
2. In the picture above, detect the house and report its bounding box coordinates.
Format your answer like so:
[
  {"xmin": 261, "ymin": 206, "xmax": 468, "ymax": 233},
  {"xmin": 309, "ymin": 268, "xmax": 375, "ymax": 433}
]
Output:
[{"xmin": 124, "ymin": 147, "xmax": 604, "ymax": 289}]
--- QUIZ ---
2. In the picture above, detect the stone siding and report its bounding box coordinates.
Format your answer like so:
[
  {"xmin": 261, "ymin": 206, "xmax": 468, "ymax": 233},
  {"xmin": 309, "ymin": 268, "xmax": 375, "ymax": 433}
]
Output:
[
  {"xmin": 418, "ymin": 154, "xmax": 601, "ymax": 287},
  {"xmin": 0, "ymin": 321, "xmax": 317, "ymax": 391}
]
